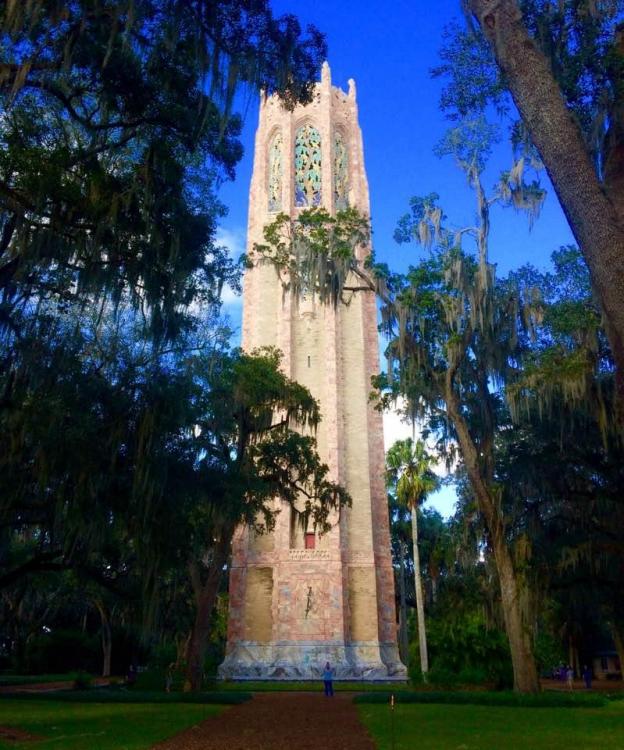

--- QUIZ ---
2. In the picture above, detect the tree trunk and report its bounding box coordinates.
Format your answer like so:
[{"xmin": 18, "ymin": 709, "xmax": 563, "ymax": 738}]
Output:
[
  {"xmin": 446, "ymin": 386, "xmax": 540, "ymax": 693},
  {"xmin": 468, "ymin": 0, "xmax": 624, "ymax": 404},
  {"xmin": 398, "ymin": 541, "xmax": 409, "ymax": 665},
  {"xmin": 411, "ymin": 507, "xmax": 429, "ymax": 680},
  {"xmin": 611, "ymin": 620, "xmax": 624, "ymax": 676},
  {"xmin": 176, "ymin": 632, "xmax": 191, "ymax": 671},
  {"xmin": 184, "ymin": 530, "xmax": 232, "ymax": 691},
  {"xmin": 95, "ymin": 601, "xmax": 112, "ymax": 678}
]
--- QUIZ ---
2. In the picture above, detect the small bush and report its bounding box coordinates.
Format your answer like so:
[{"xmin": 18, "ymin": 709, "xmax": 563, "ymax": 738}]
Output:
[
  {"xmin": 456, "ymin": 667, "xmax": 488, "ymax": 685},
  {"xmin": 426, "ymin": 666, "xmax": 458, "ymax": 687},
  {"xmin": 71, "ymin": 671, "xmax": 93, "ymax": 690}
]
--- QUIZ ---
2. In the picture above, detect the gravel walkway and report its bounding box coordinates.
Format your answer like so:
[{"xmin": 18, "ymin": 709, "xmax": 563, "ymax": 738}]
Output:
[{"xmin": 151, "ymin": 692, "xmax": 377, "ymax": 750}]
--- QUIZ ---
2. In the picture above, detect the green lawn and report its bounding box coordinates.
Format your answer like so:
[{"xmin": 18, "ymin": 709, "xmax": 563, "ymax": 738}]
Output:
[
  {"xmin": 358, "ymin": 701, "xmax": 624, "ymax": 750},
  {"xmin": 0, "ymin": 699, "xmax": 223, "ymax": 750}
]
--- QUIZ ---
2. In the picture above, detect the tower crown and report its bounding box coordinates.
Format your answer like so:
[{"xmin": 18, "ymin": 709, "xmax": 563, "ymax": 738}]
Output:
[{"xmin": 255, "ymin": 62, "xmax": 368, "ymax": 220}]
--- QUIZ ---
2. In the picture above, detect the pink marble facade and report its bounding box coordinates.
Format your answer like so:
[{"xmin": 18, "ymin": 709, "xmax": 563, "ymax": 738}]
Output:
[{"xmin": 220, "ymin": 63, "xmax": 406, "ymax": 680}]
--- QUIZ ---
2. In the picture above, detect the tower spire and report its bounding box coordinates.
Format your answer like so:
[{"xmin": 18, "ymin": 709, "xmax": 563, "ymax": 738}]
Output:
[{"xmin": 321, "ymin": 60, "xmax": 331, "ymax": 88}]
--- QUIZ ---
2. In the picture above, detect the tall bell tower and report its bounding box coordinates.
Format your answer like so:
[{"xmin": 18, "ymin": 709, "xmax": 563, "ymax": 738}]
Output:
[{"xmin": 220, "ymin": 63, "xmax": 405, "ymax": 680}]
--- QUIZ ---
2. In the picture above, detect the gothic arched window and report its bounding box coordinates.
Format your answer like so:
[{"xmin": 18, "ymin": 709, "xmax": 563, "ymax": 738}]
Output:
[
  {"xmin": 333, "ymin": 131, "xmax": 349, "ymax": 210},
  {"xmin": 267, "ymin": 132, "xmax": 283, "ymax": 212},
  {"xmin": 294, "ymin": 124, "xmax": 322, "ymax": 207}
]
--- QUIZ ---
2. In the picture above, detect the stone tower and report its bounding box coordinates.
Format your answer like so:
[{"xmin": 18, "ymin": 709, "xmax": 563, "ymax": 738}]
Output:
[{"xmin": 220, "ymin": 63, "xmax": 405, "ymax": 680}]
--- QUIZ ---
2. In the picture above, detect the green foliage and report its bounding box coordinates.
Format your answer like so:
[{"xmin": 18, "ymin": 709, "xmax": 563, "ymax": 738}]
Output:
[
  {"xmin": 427, "ymin": 617, "xmax": 513, "ymax": 689},
  {"xmin": 406, "ymin": 612, "xmax": 513, "ymax": 689},
  {"xmin": 432, "ymin": 21, "xmax": 509, "ymax": 117},
  {"xmin": 0, "ymin": 308, "xmax": 349, "ymax": 680},
  {"xmin": 434, "ymin": 115, "xmax": 501, "ymax": 172},
  {"xmin": 438, "ymin": 3, "xmax": 624, "ymax": 173},
  {"xmin": 534, "ymin": 632, "xmax": 566, "ymax": 676},
  {"xmin": 71, "ymin": 671, "xmax": 94, "ymax": 691},
  {"xmin": 24, "ymin": 630, "xmax": 100, "ymax": 675},
  {"xmin": 0, "ymin": 0, "xmax": 326, "ymax": 339},
  {"xmin": 254, "ymin": 207, "xmax": 373, "ymax": 306},
  {"xmin": 0, "ymin": 0, "xmax": 333, "ymax": 683},
  {"xmin": 386, "ymin": 439, "xmax": 439, "ymax": 511}
]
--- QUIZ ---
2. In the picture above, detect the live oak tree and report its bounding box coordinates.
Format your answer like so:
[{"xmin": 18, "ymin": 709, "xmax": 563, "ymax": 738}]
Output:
[
  {"xmin": 384, "ymin": 117, "xmax": 549, "ymax": 691},
  {"xmin": 0, "ymin": 302, "xmax": 349, "ymax": 687},
  {"xmin": 382, "ymin": 253, "xmax": 543, "ymax": 692},
  {"xmin": 0, "ymin": 0, "xmax": 326, "ymax": 342},
  {"xmin": 501, "ymin": 247, "xmax": 624, "ymax": 674},
  {"xmin": 179, "ymin": 347, "xmax": 349, "ymax": 691},
  {"xmin": 449, "ymin": 0, "xmax": 624, "ymax": 406}
]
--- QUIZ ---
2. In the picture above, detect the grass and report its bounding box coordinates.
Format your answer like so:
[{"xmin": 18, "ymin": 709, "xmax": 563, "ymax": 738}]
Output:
[
  {"xmin": 0, "ymin": 699, "xmax": 223, "ymax": 750},
  {"xmin": 358, "ymin": 700, "xmax": 624, "ymax": 750},
  {"xmin": 355, "ymin": 689, "xmax": 608, "ymax": 708}
]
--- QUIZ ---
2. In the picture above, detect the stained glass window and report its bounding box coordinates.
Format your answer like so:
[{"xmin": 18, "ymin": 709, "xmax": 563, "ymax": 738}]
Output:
[
  {"xmin": 294, "ymin": 124, "xmax": 322, "ymax": 207},
  {"xmin": 268, "ymin": 132, "xmax": 283, "ymax": 212},
  {"xmin": 333, "ymin": 131, "xmax": 349, "ymax": 210}
]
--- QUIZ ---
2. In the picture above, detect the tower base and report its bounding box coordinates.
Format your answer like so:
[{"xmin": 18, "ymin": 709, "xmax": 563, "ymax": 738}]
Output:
[{"xmin": 219, "ymin": 642, "xmax": 407, "ymax": 680}]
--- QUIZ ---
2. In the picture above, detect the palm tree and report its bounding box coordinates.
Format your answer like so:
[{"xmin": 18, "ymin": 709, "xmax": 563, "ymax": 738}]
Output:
[{"xmin": 386, "ymin": 438, "xmax": 439, "ymax": 681}]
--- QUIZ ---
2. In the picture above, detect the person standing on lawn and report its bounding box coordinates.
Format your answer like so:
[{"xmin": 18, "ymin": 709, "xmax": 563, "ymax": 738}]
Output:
[
  {"xmin": 566, "ymin": 665, "xmax": 574, "ymax": 690},
  {"xmin": 322, "ymin": 662, "xmax": 334, "ymax": 697}
]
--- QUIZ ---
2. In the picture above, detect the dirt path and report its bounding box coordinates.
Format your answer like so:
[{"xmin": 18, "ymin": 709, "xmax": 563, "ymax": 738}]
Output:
[{"xmin": 151, "ymin": 692, "xmax": 376, "ymax": 750}]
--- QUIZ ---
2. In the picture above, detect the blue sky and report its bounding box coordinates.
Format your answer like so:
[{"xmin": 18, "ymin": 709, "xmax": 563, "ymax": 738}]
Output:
[{"xmin": 217, "ymin": 0, "xmax": 576, "ymax": 516}]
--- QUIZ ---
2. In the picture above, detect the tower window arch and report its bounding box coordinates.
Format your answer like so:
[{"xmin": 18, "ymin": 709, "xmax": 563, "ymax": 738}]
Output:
[
  {"xmin": 333, "ymin": 131, "xmax": 349, "ymax": 210},
  {"xmin": 267, "ymin": 131, "xmax": 283, "ymax": 212},
  {"xmin": 294, "ymin": 123, "xmax": 322, "ymax": 207}
]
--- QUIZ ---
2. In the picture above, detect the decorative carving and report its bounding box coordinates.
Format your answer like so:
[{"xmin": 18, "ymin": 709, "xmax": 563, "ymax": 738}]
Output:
[
  {"xmin": 334, "ymin": 131, "xmax": 349, "ymax": 209},
  {"xmin": 293, "ymin": 577, "xmax": 329, "ymax": 637},
  {"xmin": 288, "ymin": 549, "xmax": 330, "ymax": 561},
  {"xmin": 268, "ymin": 132, "xmax": 283, "ymax": 212},
  {"xmin": 305, "ymin": 586, "xmax": 313, "ymax": 618},
  {"xmin": 294, "ymin": 124, "xmax": 322, "ymax": 207}
]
